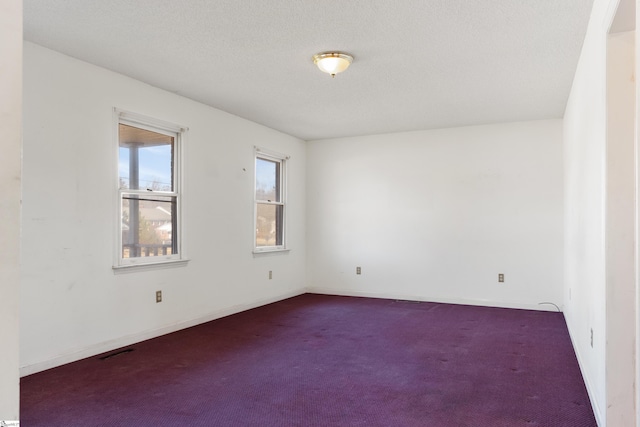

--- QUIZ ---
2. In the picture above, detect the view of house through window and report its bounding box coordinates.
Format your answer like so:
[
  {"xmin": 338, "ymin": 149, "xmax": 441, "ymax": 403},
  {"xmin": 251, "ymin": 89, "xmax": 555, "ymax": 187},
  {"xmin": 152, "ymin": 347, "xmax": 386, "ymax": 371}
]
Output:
[
  {"xmin": 255, "ymin": 151, "xmax": 286, "ymax": 250},
  {"xmin": 118, "ymin": 118, "xmax": 182, "ymax": 265}
]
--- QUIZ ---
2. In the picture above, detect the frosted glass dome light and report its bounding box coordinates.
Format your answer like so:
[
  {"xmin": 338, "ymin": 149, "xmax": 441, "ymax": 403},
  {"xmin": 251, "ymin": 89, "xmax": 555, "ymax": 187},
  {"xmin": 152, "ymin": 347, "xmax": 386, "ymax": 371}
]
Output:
[{"xmin": 312, "ymin": 52, "xmax": 354, "ymax": 77}]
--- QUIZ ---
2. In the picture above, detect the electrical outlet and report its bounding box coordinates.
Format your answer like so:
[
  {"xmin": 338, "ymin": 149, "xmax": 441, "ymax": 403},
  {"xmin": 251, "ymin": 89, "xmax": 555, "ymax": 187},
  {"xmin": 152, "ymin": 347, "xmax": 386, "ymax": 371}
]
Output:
[
  {"xmin": 156, "ymin": 290, "xmax": 162, "ymax": 303},
  {"xmin": 498, "ymin": 273, "xmax": 504, "ymax": 282},
  {"xmin": 269, "ymin": 270, "xmax": 273, "ymax": 280},
  {"xmin": 356, "ymin": 266, "xmax": 361, "ymax": 275}
]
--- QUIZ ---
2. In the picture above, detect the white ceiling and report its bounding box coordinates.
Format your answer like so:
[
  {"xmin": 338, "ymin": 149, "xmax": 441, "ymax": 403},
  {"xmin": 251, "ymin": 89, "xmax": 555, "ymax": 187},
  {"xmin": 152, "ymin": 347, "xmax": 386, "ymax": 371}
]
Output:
[{"xmin": 23, "ymin": 0, "xmax": 594, "ymax": 141}]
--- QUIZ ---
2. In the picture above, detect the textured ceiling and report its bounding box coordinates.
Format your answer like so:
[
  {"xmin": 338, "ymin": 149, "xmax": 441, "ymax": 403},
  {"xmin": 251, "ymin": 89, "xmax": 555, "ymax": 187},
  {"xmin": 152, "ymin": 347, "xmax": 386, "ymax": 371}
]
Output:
[{"xmin": 23, "ymin": 0, "xmax": 594, "ymax": 141}]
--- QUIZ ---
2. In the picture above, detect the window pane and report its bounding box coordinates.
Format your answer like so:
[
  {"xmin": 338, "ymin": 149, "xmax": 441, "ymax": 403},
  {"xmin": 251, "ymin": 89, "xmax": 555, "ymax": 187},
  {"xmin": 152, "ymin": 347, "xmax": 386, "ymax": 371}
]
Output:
[
  {"xmin": 122, "ymin": 194, "xmax": 177, "ymax": 258},
  {"xmin": 256, "ymin": 158, "xmax": 280, "ymax": 201},
  {"xmin": 256, "ymin": 203, "xmax": 283, "ymax": 247},
  {"xmin": 119, "ymin": 124, "xmax": 174, "ymax": 191}
]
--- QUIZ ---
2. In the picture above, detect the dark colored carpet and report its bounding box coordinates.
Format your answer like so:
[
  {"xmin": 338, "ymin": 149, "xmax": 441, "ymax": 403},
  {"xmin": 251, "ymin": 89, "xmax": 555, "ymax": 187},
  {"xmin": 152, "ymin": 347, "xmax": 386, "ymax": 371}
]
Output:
[{"xmin": 20, "ymin": 294, "xmax": 596, "ymax": 426}]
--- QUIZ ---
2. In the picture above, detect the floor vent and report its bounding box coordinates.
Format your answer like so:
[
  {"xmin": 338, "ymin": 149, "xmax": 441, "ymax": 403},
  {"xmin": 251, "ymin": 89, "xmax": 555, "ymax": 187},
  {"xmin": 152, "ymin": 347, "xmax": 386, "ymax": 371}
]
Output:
[
  {"xmin": 394, "ymin": 299, "xmax": 421, "ymax": 304},
  {"xmin": 99, "ymin": 348, "xmax": 134, "ymax": 360}
]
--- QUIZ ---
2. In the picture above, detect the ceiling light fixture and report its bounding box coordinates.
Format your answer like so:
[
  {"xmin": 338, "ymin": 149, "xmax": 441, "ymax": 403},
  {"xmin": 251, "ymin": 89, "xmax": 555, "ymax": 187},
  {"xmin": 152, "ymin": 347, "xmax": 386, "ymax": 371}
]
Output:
[{"xmin": 312, "ymin": 52, "xmax": 354, "ymax": 77}]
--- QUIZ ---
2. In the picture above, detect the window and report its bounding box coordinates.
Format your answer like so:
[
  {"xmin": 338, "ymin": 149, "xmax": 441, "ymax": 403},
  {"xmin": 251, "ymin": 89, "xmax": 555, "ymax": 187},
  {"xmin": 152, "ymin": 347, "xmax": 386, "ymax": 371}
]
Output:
[
  {"xmin": 115, "ymin": 110, "xmax": 186, "ymax": 268},
  {"xmin": 254, "ymin": 148, "xmax": 288, "ymax": 252}
]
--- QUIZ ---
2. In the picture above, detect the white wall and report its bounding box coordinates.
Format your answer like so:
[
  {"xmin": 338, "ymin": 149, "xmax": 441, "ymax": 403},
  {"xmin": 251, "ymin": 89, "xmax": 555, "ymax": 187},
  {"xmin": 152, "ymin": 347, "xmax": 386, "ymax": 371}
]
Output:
[
  {"xmin": 306, "ymin": 120, "xmax": 564, "ymax": 311},
  {"xmin": 563, "ymin": 3, "xmax": 607, "ymax": 421},
  {"xmin": 564, "ymin": 1, "xmax": 638, "ymax": 426},
  {"xmin": 21, "ymin": 42, "xmax": 306, "ymax": 374},
  {"xmin": 0, "ymin": 0, "xmax": 22, "ymax": 421}
]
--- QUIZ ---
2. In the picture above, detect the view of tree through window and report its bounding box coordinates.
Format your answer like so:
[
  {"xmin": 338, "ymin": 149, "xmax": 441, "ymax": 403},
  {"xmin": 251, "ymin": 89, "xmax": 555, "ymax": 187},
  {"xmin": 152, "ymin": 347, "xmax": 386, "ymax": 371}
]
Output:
[{"xmin": 255, "ymin": 154, "xmax": 285, "ymax": 249}]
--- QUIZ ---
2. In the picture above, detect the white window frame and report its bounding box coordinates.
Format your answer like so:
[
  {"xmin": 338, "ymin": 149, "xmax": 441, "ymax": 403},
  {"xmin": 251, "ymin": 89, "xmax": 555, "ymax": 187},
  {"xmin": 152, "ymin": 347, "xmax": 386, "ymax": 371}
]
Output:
[
  {"xmin": 113, "ymin": 109, "xmax": 188, "ymax": 270},
  {"xmin": 254, "ymin": 147, "xmax": 289, "ymax": 253}
]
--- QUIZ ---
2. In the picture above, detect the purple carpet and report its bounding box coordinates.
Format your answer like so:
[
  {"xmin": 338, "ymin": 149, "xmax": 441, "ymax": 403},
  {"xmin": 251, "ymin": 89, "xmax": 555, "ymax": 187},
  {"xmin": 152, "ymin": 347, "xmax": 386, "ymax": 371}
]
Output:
[{"xmin": 21, "ymin": 294, "xmax": 596, "ymax": 426}]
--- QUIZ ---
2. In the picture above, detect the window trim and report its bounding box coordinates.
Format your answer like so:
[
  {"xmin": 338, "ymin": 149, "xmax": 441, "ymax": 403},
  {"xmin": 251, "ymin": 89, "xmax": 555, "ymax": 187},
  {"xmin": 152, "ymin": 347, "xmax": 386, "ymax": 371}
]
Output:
[
  {"xmin": 253, "ymin": 147, "xmax": 289, "ymax": 253},
  {"xmin": 113, "ymin": 108, "xmax": 189, "ymax": 270}
]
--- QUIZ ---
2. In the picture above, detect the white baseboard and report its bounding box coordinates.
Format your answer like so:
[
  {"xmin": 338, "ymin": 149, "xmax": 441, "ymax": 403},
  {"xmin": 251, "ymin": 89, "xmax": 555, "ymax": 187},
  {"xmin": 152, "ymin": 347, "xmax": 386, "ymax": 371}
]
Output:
[
  {"xmin": 20, "ymin": 289, "xmax": 305, "ymax": 377},
  {"xmin": 565, "ymin": 317, "xmax": 604, "ymax": 427},
  {"xmin": 305, "ymin": 287, "xmax": 562, "ymax": 312}
]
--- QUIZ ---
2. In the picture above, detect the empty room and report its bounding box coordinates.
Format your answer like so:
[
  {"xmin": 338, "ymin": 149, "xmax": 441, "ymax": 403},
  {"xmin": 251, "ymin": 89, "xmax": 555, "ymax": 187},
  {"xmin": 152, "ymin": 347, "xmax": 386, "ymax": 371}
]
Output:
[{"xmin": 2, "ymin": 0, "xmax": 639, "ymax": 426}]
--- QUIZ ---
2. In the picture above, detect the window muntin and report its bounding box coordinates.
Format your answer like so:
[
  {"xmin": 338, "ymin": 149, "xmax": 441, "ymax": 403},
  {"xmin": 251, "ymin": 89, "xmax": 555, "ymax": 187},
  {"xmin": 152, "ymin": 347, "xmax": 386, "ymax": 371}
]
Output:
[
  {"xmin": 255, "ymin": 150, "xmax": 287, "ymax": 251},
  {"xmin": 116, "ymin": 112, "xmax": 184, "ymax": 267}
]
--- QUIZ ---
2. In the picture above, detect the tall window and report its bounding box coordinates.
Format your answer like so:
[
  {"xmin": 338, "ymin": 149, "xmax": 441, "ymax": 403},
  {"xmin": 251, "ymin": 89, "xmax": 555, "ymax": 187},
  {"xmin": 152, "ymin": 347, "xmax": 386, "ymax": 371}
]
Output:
[
  {"xmin": 116, "ymin": 111, "xmax": 185, "ymax": 267},
  {"xmin": 255, "ymin": 148, "xmax": 288, "ymax": 251}
]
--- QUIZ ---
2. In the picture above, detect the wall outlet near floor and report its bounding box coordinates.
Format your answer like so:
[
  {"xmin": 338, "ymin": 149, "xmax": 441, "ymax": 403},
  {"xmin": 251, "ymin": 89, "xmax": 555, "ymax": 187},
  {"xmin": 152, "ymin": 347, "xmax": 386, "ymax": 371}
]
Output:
[
  {"xmin": 356, "ymin": 266, "xmax": 361, "ymax": 275},
  {"xmin": 156, "ymin": 290, "xmax": 162, "ymax": 303},
  {"xmin": 498, "ymin": 273, "xmax": 504, "ymax": 282},
  {"xmin": 269, "ymin": 270, "xmax": 273, "ymax": 280}
]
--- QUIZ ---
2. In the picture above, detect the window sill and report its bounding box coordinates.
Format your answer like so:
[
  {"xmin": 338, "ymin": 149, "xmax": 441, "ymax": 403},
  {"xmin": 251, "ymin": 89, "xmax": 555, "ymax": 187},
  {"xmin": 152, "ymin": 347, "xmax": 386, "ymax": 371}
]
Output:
[
  {"xmin": 252, "ymin": 248, "xmax": 290, "ymax": 255},
  {"xmin": 112, "ymin": 258, "xmax": 190, "ymax": 274}
]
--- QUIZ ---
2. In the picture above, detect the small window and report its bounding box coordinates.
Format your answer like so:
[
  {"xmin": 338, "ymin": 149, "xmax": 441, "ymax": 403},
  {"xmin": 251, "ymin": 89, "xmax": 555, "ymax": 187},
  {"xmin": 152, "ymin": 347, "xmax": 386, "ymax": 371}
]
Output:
[
  {"xmin": 115, "ymin": 111, "xmax": 186, "ymax": 268},
  {"xmin": 254, "ymin": 148, "xmax": 288, "ymax": 252}
]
